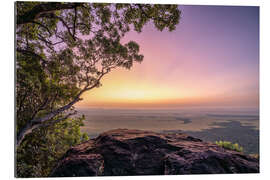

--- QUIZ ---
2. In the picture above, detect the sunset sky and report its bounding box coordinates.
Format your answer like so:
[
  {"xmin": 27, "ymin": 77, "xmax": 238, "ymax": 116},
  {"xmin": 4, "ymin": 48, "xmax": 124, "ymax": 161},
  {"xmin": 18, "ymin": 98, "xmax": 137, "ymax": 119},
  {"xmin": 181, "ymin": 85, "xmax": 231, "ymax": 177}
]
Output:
[{"xmin": 76, "ymin": 5, "xmax": 259, "ymax": 109}]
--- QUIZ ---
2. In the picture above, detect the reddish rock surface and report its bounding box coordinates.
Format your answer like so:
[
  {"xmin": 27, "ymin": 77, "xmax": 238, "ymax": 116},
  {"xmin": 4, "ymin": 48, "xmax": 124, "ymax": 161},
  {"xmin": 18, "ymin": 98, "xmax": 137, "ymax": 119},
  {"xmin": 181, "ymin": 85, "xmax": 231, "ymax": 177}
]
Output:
[{"xmin": 50, "ymin": 129, "xmax": 259, "ymax": 177}]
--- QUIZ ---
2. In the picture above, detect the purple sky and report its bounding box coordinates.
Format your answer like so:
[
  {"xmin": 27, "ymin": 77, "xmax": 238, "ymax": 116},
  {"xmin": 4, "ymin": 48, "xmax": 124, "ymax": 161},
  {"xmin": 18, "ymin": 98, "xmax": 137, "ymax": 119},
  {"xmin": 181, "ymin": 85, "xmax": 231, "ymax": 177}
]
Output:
[{"xmin": 78, "ymin": 5, "xmax": 259, "ymax": 109}]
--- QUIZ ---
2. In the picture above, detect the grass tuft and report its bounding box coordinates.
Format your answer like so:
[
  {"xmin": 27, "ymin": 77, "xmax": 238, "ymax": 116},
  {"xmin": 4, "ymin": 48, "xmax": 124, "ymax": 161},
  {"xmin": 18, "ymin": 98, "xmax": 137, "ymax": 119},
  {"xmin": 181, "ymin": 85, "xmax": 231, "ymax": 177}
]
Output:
[{"xmin": 215, "ymin": 140, "xmax": 244, "ymax": 152}]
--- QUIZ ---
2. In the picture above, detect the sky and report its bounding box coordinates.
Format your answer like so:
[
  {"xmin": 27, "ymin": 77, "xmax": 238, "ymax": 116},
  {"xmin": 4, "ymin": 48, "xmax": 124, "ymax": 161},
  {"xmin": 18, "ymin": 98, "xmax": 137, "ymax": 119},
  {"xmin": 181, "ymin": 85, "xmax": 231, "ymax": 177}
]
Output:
[{"xmin": 76, "ymin": 5, "xmax": 259, "ymax": 109}]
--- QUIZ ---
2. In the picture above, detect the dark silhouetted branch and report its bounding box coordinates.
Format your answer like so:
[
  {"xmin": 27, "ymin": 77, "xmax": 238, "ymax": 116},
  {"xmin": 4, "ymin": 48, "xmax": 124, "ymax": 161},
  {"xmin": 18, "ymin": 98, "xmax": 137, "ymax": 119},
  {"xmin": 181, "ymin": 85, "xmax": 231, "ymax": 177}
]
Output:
[
  {"xmin": 17, "ymin": 48, "xmax": 47, "ymax": 65},
  {"xmin": 17, "ymin": 2, "xmax": 80, "ymax": 25}
]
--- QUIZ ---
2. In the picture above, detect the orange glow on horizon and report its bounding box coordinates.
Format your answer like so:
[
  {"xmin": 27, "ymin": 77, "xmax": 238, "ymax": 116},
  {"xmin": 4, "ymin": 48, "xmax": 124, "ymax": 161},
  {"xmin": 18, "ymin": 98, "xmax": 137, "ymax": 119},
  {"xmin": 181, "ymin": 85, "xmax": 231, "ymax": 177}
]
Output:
[
  {"xmin": 75, "ymin": 9, "xmax": 259, "ymax": 109},
  {"xmin": 75, "ymin": 65, "xmax": 259, "ymax": 109}
]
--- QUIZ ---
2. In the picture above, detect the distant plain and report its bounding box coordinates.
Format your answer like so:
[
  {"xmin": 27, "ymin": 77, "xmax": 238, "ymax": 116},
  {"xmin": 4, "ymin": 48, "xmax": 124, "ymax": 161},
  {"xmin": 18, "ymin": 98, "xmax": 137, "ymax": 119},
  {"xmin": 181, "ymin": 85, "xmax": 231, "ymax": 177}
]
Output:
[{"xmin": 78, "ymin": 107, "xmax": 259, "ymax": 154}]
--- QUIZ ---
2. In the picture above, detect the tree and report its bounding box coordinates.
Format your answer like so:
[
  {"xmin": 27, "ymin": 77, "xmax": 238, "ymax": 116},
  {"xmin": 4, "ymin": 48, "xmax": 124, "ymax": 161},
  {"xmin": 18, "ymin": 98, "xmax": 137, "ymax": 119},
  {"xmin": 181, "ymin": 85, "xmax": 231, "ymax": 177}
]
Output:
[
  {"xmin": 16, "ymin": 2, "xmax": 181, "ymax": 147},
  {"xmin": 16, "ymin": 2, "xmax": 180, "ymax": 177}
]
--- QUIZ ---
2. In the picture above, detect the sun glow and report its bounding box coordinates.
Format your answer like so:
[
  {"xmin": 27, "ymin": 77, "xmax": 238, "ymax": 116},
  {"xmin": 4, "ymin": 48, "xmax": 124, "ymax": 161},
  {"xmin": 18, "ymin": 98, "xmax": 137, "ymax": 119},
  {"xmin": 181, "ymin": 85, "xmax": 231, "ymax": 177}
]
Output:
[
  {"xmin": 76, "ymin": 6, "xmax": 259, "ymax": 109},
  {"xmin": 77, "ymin": 75, "xmax": 186, "ymax": 107}
]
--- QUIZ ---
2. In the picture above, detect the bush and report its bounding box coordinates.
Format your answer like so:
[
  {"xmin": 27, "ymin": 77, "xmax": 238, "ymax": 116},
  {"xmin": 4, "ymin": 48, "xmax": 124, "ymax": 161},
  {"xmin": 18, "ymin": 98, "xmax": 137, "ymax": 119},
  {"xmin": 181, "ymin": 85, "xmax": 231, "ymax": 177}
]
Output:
[
  {"xmin": 215, "ymin": 140, "xmax": 244, "ymax": 152},
  {"xmin": 16, "ymin": 115, "xmax": 89, "ymax": 177},
  {"xmin": 249, "ymin": 154, "xmax": 259, "ymax": 159}
]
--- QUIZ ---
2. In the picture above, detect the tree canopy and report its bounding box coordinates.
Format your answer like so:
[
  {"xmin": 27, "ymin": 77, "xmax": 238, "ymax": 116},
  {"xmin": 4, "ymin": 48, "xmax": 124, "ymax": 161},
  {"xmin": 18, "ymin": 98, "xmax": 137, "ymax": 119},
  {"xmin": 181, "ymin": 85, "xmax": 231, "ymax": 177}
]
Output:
[{"xmin": 16, "ymin": 2, "xmax": 180, "ymax": 177}]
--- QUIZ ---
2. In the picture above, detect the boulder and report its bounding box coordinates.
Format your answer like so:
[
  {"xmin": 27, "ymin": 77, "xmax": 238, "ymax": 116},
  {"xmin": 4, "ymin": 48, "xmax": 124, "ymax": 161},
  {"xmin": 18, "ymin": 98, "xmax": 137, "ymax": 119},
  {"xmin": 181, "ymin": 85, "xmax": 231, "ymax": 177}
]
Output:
[{"xmin": 50, "ymin": 129, "xmax": 259, "ymax": 177}]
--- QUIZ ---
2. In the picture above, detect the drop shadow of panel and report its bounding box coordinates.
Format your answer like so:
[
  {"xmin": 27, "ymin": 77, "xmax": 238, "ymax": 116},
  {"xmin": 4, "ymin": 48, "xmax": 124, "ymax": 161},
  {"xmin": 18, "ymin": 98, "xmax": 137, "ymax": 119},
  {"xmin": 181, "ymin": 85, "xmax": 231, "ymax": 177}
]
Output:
[{"xmin": 183, "ymin": 121, "xmax": 259, "ymax": 154}]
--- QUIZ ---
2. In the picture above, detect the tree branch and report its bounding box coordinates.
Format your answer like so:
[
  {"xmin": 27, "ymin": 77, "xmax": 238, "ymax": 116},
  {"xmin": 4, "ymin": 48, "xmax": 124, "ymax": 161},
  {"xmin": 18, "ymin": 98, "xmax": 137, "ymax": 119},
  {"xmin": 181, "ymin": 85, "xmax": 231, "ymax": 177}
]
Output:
[
  {"xmin": 45, "ymin": 110, "xmax": 77, "ymax": 127},
  {"xmin": 16, "ymin": 111, "xmax": 77, "ymax": 147},
  {"xmin": 17, "ymin": 2, "xmax": 80, "ymax": 25},
  {"xmin": 17, "ymin": 48, "xmax": 47, "ymax": 65},
  {"xmin": 73, "ymin": 7, "xmax": 77, "ymax": 38},
  {"xmin": 29, "ymin": 20, "xmax": 52, "ymax": 36},
  {"xmin": 18, "ymin": 72, "xmax": 125, "ymax": 149},
  {"xmin": 37, "ymin": 34, "xmax": 54, "ymax": 51},
  {"xmin": 40, "ymin": 13, "xmax": 76, "ymax": 41},
  {"xmin": 16, "ymin": 66, "xmax": 111, "ymax": 148}
]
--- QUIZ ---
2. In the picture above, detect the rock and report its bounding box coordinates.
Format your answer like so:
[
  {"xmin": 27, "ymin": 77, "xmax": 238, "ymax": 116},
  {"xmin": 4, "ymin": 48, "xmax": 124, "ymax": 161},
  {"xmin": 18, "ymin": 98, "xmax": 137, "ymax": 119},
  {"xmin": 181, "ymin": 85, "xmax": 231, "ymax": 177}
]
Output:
[{"xmin": 50, "ymin": 129, "xmax": 259, "ymax": 177}]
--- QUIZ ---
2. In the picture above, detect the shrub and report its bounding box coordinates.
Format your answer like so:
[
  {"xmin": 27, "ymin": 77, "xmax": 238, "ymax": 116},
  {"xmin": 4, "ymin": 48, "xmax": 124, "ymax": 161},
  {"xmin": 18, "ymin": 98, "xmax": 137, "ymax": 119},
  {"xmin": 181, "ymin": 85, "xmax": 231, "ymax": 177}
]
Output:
[
  {"xmin": 16, "ymin": 116, "xmax": 89, "ymax": 177},
  {"xmin": 249, "ymin": 154, "xmax": 259, "ymax": 159},
  {"xmin": 215, "ymin": 140, "xmax": 244, "ymax": 152}
]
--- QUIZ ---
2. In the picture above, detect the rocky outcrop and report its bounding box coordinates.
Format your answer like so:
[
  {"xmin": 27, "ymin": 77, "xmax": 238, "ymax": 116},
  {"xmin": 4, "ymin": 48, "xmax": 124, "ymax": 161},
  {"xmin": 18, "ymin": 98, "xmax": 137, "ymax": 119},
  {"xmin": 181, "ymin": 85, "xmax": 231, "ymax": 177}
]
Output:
[{"xmin": 50, "ymin": 129, "xmax": 259, "ymax": 177}]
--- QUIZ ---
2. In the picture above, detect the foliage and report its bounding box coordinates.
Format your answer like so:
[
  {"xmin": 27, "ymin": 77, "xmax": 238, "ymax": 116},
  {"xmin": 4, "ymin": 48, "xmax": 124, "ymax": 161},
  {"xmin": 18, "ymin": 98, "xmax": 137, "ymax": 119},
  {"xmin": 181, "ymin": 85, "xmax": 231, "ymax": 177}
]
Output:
[
  {"xmin": 215, "ymin": 140, "xmax": 244, "ymax": 153},
  {"xmin": 16, "ymin": 1, "xmax": 180, "ymax": 145},
  {"xmin": 249, "ymin": 154, "xmax": 259, "ymax": 159},
  {"xmin": 15, "ymin": 2, "xmax": 180, "ymax": 177},
  {"xmin": 16, "ymin": 115, "xmax": 88, "ymax": 177}
]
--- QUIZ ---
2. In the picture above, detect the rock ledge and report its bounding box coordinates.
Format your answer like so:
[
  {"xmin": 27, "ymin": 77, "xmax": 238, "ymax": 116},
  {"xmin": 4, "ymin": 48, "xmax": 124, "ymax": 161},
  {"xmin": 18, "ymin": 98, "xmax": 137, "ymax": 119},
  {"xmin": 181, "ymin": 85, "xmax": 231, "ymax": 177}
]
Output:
[{"xmin": 51, "ymin": 129, "xmax": 259, "ymax": 176}]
